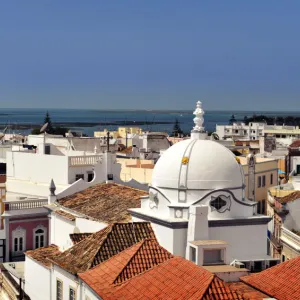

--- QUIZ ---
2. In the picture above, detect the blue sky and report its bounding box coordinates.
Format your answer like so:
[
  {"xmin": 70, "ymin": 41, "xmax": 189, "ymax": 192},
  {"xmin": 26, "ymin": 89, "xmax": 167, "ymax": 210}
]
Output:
[{"xmin": 0, "ymin": 1, "xmax": 299, "ymax": 110}]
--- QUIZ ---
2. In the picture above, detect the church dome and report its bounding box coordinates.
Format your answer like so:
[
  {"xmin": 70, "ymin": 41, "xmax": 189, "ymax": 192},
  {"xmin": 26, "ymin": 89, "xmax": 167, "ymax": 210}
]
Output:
[{"xmin": 152, "ymin": 138, "xmax": 244, "ymax": 191}]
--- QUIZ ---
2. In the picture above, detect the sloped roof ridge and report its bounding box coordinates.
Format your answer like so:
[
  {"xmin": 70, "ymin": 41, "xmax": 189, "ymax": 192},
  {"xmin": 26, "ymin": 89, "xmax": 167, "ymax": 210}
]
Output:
[
  {"xmin": 49, "ymin": 224, "xmax": 113, "ymax": 273},
  {"xmin": 201, "ymin": 275, "xmax": 244, "ymax": 300},
  {"xmin": 113, "ymin": 238, "xmax": 173, "ymax": 285},
  {"xmin": 91, "ymin": 221, "xmax": 151, "ymax": 267},
  {"xmin": 240, "ymin": 256, "xmax": 300, "ymax": 299},
  {"xmin": 84, "ymin": 225, "xmax": 114, "ymax": 270},
  {"xmin": 192, "ymin": 273, "xmax": 215, "ymax": 300}
]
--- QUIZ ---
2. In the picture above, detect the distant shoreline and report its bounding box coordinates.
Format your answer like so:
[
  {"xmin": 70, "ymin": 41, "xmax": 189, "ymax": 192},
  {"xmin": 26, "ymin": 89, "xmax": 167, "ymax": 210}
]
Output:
[{"xmin": 0, "ymin": 120, "xmax": 174, "ymax": 130}]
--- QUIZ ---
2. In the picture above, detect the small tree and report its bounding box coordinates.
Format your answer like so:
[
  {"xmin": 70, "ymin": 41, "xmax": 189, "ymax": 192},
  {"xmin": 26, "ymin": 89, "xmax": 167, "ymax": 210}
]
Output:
[
  {"xmin": 172, "ymin": 119, "xmax": 183, "ymax": 137},
  {"xmin": 44, "ymin": 111, "xmax": 54, "ymax": 134}
]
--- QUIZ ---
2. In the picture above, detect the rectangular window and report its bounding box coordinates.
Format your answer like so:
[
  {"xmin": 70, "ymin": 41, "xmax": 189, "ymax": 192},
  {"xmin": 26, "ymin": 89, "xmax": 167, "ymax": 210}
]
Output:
[
  {"xmin": 56, "ymin": 279, "xmax": 63, "ymax": 300},
  {"xmin": 45, "ymin": 145, "xmax": 51, "ymax": 155},
  {"xmin": 35, "ymin": 236, "xmax": 39, "ymax": 249},
  {"xmin": 75, "ymin": 174, "xmax": 84, "ymax": 181},
  {"xmin": 262, "ymin": 175, "xmax": 266, "ymax": 187},
  {"xmin": 87, "ymin": 173, "xmax": 94, "ymax": 182},
  {"xmin": 253, "ymin": 261, "xmax": 262, "ymax": 272},
  {"xmin": 257, "ymin": 176, "xmax": 262, "ymax": 188},
  {"xmin": 203, "ymin": 249, "xmax": 223, "ymax": 265},
  {"xmin": 261, "ymin": 200, "xmax": 266, "ymax": 215},
  {"xmin": 190, "ymin": 247, "xmax": 196, "ymax": 263},
  {"xmin": 270, "ymin": 173, "xmax": 273, "ymax": 185},
  {"xmin": 69, "ymin": 287, "xmax": 76, "ymax": 300},
  {"xmin": 19, "ymin": 237, "xmax": 23, "ymax": 251},
  {"xmin": 257, "ymin": 201, "xmax": 261, "ymax": 214},
  {"xmin": 14, "ymin": 238, "xmax": 18, "ymax": 252}
]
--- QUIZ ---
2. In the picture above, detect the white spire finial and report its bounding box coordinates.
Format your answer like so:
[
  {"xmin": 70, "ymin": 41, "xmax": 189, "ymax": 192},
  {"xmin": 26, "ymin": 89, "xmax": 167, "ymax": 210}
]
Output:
[{"xmin": 193, "ymin": 101, "xmax": 204, "ymax": 132}]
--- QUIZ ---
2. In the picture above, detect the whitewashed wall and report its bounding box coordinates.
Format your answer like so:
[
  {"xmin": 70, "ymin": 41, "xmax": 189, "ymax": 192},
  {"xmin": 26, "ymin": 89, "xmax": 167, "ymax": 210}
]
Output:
[
  {"xmin": 6, "ymin": 151, "xmax": 69, "ymax": 196},
  {"xmin": 75, "ymin": 218, "xmax": 106, "ymax": 233},
  {"xmin": 52, "ymin": 265, "xmax": 79, "ymax": 300},
  {"xmin": 24, "ymin": 256, "xmax": 51, "ymax": 300},
  {"xmin": 81, "ymin": 281, "xmax": 102, "ymax": 300},
  {"xmin": 284, "ymin": 200, "xmax": 300, "ymax": 231},
  {"xmin": 51, "ymin": 214, "xmax": 76, "ymax": 251},
  {"xmin": 209, "ymin": 224, "xmax": 268, "ymax": 262},
  {"xmin": 51, "ymin": 212, "xmax": 107, "ymax": 251}
]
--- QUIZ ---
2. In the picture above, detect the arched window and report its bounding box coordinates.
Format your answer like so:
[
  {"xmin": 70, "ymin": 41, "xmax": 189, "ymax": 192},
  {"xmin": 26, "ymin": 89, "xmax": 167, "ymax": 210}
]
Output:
[
  {"xmin": 12, "ymin": 227, "xmax": 26, "ymax": 254},
  {"xmin": 33, "ymin": 225, "xmax": 47, "ymax": 249}
]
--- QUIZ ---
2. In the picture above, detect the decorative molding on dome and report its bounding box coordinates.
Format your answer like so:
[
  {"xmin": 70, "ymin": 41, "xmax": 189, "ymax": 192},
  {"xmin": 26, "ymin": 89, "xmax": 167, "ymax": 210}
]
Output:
[
  {"xmin": 149, "ymin": 191, "xmax": 159, "ymax": 209},
  {"xmin": 192, "ymin": 188, "xmax": 256, "ymax": 207},
  {"xmin": 192, "ymin": 101, "xmax": 205, "ymax": 132},
  {"xmin": 149, "ymin": 186, "xmax": 171, "ymax": 203}
]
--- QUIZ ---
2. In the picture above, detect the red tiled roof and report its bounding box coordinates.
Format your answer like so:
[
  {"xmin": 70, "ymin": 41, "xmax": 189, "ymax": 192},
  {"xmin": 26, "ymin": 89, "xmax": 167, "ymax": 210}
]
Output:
[
  {"xmin": 54, "ymin": 209, "xmax": 76, "ymax": 221},
  {"xmin": 114, "ymin": 239, "xmax": 172, "ymax": 284},
  {"xmin": 203, "ymin": 276, "xmax": 243, "ymax": 300},
  {"xmin": 50, "ymin": 222, "xmax": 156, "ymax": 274},
  {"xmin": 25, "ymin": 244, "xmax": 61, "ymax": 268},
  {"xmin": 58, "ymin": 183, "xmax": 147, "ymax": 223},
  {"xmin": 69, "ymin": 232, "xmax": 92, "ymax": 245},
  {"xmin": 79, "ymin": 239, "xmax": 244, "ymax": 300},
  {"xmin": 241, "ymin": 256, "xmax": 300, "ymax": 300},
  {"xmin": 228, "ymin": 282, "xmax": 269, "ymax": 300}
]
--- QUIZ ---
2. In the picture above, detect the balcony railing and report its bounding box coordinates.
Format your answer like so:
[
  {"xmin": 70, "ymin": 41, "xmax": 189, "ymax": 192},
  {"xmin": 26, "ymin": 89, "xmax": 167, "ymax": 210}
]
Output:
[
  {"xmin": 4, "ymin": 199, "xmax": 48, "ymax": 211},
  {"xmin": 280, "ymin": 227, "xmax": 300, "ymax": 251},
  {"xmin": 69, "ymin": 155, "xmax": 103, "ymax": 166}
]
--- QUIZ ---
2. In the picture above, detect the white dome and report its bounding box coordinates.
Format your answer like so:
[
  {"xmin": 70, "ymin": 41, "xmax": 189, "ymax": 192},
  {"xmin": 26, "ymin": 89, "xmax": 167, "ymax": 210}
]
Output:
[{"xmin": 152, "ymin": 139, "xmax": 244, "ymax": 191}]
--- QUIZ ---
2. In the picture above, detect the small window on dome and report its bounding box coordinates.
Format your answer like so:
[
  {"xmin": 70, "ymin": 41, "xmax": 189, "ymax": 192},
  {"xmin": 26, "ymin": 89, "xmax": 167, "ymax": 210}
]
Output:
[
  {"xmin": 210, "ymin": 197, "xmax": 226, "ymax": 210},
  {"xmin": 210, "ymin": 195, "xmax": 231, "ymax": 213}
]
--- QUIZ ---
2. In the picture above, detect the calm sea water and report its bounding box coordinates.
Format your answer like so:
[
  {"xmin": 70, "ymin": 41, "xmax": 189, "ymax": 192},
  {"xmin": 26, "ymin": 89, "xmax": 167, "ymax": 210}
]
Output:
[{"xmin": 1, "ymin": 108, "xmax": 300, "ymax": 136}]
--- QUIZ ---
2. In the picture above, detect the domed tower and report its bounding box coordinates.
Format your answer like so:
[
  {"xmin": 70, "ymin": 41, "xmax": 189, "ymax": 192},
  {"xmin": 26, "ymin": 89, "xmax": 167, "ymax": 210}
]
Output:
[{"xmin": 129, "ymin": 101, "xmax": 271, "ymax": 267}]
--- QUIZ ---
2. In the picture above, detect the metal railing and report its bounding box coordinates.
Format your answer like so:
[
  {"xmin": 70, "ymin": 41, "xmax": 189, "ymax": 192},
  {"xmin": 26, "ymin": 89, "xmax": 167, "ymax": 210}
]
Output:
[
  {"xmin": 281, "ymin": 227, "xmax": 300, "ymax": 250},
  {"xmin": 4, "ymin": 199, "xmax": 48, "ymax": 211},
  {"xmin": 69, "ymin": 155, "xmax": 103, "ymax": 166}
]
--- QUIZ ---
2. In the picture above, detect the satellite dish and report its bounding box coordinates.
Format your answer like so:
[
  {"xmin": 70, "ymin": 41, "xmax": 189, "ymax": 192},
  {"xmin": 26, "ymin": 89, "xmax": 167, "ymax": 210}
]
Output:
[{"xmin": 40, "ymin": 122, "xmax": 48, "ymax": 133}]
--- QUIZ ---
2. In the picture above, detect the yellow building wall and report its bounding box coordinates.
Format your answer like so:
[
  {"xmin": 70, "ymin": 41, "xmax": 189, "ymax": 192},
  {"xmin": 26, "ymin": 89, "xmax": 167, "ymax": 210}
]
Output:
[
  {"xmin": 94, "ymin": 130, "xmax": 119, "ymax": 139},
  {"xmin": 117, "ymin": 158, "xmax": 154, "ymax": 184},
  {"xmin": 243, "ymin": 159, "xmax": 278, "ymax": 213},
  {"xmin": 118, "ymin": 127, "xmax": 143, "ymax": 138}
]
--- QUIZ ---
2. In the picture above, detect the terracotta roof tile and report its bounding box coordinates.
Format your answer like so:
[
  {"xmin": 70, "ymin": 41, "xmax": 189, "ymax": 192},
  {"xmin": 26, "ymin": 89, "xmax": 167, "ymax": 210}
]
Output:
[
  {"xmin": 69, "ymin": 232, "xmax": 92, "ymax": 245},
  {"xmin": 50, "ymin": 222, "xmax": 155, "ymax": 274},
  {"xmin": 79, "ymin": 240, "xmax": 245, "ymax": 300},
  {"xmin": 54, "ymin": 209, "xmax": 76, "ymax": 221},
  {"xmin": 228, "ymin": 282, "xmax": 268, "ymax": 300},
  {"xmin": 241, "ymin": 256, "xmax": 300, "ymax": 300},
  {"xmin": 275, "ymin": 191, "xmax": 300, "ymax": 204},
  {"xmin": 114, "ymin": 239, "xmax": 173, "ymax": 284},
  {"xmin": 25, "ymin": 244, "xmax": 61, "ymax": 268},
  {"xmin": 203, "ymin": 277, "xmax": 243, "ymax": 299},
  {"xmin": 58, "ymin": 183, "xmax": 147, "ymax": 223}
]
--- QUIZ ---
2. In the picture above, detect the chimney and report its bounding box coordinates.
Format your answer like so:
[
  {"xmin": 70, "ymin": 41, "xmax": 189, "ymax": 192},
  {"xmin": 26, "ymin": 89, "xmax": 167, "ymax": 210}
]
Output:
[{"xmin": 187, "ymin": 206, "xmax": 208, "ymax": 242}]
